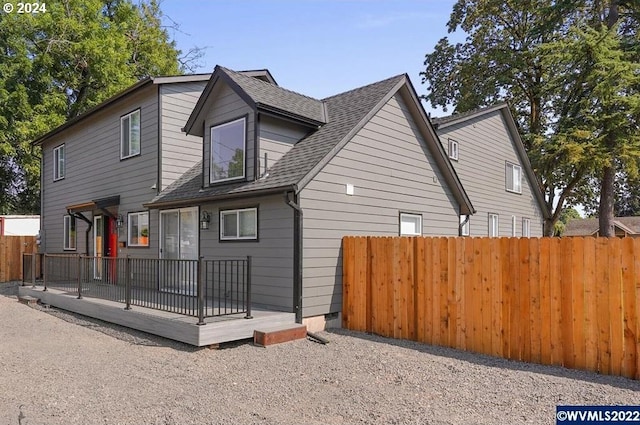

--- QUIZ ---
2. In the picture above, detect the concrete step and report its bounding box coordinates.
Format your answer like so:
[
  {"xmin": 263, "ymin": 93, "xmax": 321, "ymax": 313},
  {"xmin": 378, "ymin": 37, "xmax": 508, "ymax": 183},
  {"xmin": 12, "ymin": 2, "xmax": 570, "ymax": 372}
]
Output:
[
  {"xmin": 253, "ymin": 323, "xmax": 307, "ymax": 347},
  {"xmin": 17, "ymin": 295, "xmax": 39, "ymax": 306}
]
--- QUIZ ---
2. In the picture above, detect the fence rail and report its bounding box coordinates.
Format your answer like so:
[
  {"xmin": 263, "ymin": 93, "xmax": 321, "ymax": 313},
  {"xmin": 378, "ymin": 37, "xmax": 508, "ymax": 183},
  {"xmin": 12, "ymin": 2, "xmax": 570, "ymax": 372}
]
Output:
[
  {"xmin": 23, "ymin": 254, "xmax": 252, "ymax": 323},
  {"xmin": 342, "ymin": 236, "xmax": 640, "ymax": 380},
  {"xmin": 0, "ymin": 236, "xmax": 37, "ymax": 282}
]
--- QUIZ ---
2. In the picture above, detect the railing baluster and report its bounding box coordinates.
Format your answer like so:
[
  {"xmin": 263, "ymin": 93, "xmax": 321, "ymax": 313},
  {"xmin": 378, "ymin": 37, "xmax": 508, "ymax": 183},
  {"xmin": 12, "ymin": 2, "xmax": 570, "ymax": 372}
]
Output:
[
  {"xmin": 125, "ymin": 255, "xmax": 131, "ymax": 310},
  {"xmin": 245, "ymin": 256, "xmax": 252, "ymax": 319}
]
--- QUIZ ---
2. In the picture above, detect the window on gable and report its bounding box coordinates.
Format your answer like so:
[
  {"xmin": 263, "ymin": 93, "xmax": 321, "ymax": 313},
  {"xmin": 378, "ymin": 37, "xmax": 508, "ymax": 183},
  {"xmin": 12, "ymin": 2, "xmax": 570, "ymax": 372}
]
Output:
[
  {"xmin": 506, "ymin": 162, "xmax": 522, "ymax": 193},
  {"xmin": 211, "ymin": 117, "xmax": 246, "ymax": 183},
  {"xmin": 121, "ymin": 109, "xmax": 141, "ymax": 159},
  {"xmin": 522, "ymin": 218, "xmax": 531, "ymax": 237},
  {"xmin": 53, "ymin": 144, "xmax": 65, "ymax": 181},
  {"xmin": 488, "ymin": 213, "xmax": 499, "ymax": 237},
  {"xmin": 64, "ymin": 215, "xmax": 76, "ymax": 250},
  {"xmin": 400, "ymin": 213, "xmax": 422, "ymax": 236},
  {"xmin": 448, "ymin": 139, "xmax": 459, "ymax": 161},
  {"xmin": 220, "ymin": 207, "xmax": 257, "ymax": 240},
  {"xmin": 128, "ymin": 211, "xmax": 149, "ymax": 247}
]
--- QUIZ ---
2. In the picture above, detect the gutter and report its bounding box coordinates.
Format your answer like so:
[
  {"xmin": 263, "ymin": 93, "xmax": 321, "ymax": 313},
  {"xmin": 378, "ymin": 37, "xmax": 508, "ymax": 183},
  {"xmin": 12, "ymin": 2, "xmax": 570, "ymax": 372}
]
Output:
[{"xmin": 284, "ymin": 190, "xmax": 303, "ymax": 324}]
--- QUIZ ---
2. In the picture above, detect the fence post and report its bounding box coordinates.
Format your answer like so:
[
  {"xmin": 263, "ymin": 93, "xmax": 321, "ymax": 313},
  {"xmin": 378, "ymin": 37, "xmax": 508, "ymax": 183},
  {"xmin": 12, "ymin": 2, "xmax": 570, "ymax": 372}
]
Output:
[
  {"xmin": 245, "ymin": 256, "xmax": 253, "ymax": 319},
  {"xmin": 125, "ymin": 255, "xmax": 132, "ymax": 310},
  {"xmin": 30, "ymin": 253, "xmax": 36, "ymax": 287},
  {"xmin": 197, "ymin": 257, "xmax": 205, "ymax": 325},
  {"xmin": 77, "ymin": 255, "xmax": 82, "ymax": 299},
  {"xmin": 43, "ymin": 254, "xmax": 47, "ymax": 291}
]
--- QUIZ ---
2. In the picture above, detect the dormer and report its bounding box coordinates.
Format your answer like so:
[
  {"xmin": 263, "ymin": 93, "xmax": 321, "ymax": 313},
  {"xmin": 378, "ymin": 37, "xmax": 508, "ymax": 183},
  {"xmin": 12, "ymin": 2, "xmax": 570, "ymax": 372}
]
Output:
[{"xmin": 184, "ymin": 66, "xmax": 326, "ymax": 188}]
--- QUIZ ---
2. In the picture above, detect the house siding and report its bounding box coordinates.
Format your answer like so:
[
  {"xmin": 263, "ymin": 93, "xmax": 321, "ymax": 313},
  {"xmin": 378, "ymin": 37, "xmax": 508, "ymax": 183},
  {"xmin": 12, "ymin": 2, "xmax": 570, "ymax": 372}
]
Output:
[
  {"xmin": 437, "ymin": 110, "xmax": 544, "ymax": 236},
  {"xmin": 300, "ymin": 92, "xmax": 460, "ymax": 318},
  {"xmin": 203, "ymin": 82, "xmax": 255, "ymax": 186},
  {"xmin": 198, "ymin": 194, "xmax": 294, "ymax": 312},
  {"xmin": 40, "ymin": 84, "xmax": 160, "ymax": 258},
  {"xmin": 257, "ymin": 115, "xmax": 309, "ymax": 177},
  {"xmin": 159, "ymin": 81, "xmax": 207, "ymax": 190}
]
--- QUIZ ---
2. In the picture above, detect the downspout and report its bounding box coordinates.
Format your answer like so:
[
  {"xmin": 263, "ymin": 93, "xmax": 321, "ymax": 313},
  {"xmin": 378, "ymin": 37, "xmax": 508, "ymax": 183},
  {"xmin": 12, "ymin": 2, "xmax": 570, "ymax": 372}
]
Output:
[
  {"xmin": 69, "ymin": 211, "xmax": 92, "ymax": 255},
  {"xmin": 285, "ymin": 190, "xmax": 303, "ymax": 323}
]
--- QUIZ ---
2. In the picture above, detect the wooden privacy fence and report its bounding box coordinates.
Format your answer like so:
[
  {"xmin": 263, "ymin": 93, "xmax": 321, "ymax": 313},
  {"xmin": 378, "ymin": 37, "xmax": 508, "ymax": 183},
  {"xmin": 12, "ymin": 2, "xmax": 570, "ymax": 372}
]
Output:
[
  {"xmin": 0, "ymin": 236, "xmax": 37, "ymax": 282},
  {"xmin": 342, "ymin": 236, "xmax": 640, "ymax": 380}
]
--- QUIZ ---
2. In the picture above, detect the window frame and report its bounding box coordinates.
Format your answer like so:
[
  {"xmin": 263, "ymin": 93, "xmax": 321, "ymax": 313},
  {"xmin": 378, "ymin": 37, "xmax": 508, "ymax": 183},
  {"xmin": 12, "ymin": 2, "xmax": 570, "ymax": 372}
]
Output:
[
  {"xmin": 399, "ymin": 212, "xmax": 423, "ymax": 236},
  {"xmin": 461, "ymin": 216, "xmax": 470, "ymax": 236},
  {"xmin": 128, "ymin": 211, "xmax": 149, "ymax": 247},
  {"xmin": 63, "ymin": 215, "xmax": 76, "ymax": 251},
  {"xmin": 511, "ymin": 215, "xmax": 517, "ymax": 237},
  {"xmin": 53, "ymin": 144, "xmax": 65, "ymax": 181},
  {"xmin": 522, "ymin": 218, "xmax": 531, "ymax": 237},
  {"xmin": 120, "ymin": 109, "xmax": 141, "ymax": 159},
  {"xmin": 505, "ymin": 161, "xmax": 522, "ymax": 194},
  {"xmin": 219, "ymin": 206, "xmax": 258, "ymax": 241},
  {"xmin": 488, "ymin": 213, "xmax": 499, "ymax": 237},
  {"xmin": 210, "ymin": 116, "xmax": 247, "ymax": 184},
  {"xmin": 448, "ymin": 139, "xmax": 459, "ymax": 161}
]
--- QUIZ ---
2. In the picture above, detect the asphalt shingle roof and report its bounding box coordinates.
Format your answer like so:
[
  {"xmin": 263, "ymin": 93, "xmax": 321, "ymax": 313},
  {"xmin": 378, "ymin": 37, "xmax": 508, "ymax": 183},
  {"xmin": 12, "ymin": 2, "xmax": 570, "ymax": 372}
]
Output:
[
  {"xmin": 564, "ymin": 217, "xmax": 640, "ymax": 236},
  {"xmin": 147, "ymin": 73, "xmax": 405, "ymax": 207}
]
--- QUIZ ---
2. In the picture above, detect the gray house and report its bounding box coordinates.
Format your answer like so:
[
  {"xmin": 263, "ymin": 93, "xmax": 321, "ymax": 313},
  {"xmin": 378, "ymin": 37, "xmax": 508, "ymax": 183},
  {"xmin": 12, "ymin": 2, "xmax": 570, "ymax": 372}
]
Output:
[{"xmin": 433, "ymin": 103, "xmax": 549, "ymax": 237}]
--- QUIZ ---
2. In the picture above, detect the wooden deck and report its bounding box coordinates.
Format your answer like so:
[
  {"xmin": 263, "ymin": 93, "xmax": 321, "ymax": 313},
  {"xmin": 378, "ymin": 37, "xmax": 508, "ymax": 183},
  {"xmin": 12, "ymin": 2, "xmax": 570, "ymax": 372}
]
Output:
[{"xmin": 18, "ymin": 286, "xmax": 296, "ymax": 346}]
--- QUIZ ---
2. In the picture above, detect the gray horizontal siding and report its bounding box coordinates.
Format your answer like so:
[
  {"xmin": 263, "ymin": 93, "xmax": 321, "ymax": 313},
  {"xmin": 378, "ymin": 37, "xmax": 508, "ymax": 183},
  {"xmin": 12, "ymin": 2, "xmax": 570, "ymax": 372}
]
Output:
[
  {"xmin": 41, "ymin": 85, "xmax": 160, "ymax": 258},
  {"xmin": 198, "ymin": 195, "xmax": 293, "ymax": 312},
  {"xmin": 300, "ymin": 92, "xmax": 460, "ymax": 318},
  {"xmin": 437, "ymin": 111, "xmax": 544, "ymax": 236},
  {"xmin": 258, "ymin": 115, "xmax": 308, "ymax": 176},
  {"xmin": 203, "ymin": 82, "xmax": 255, "ymax": 185},
  {"xmin": 159, "ymin": 81, "xmax": 207, "ymax": 190}
]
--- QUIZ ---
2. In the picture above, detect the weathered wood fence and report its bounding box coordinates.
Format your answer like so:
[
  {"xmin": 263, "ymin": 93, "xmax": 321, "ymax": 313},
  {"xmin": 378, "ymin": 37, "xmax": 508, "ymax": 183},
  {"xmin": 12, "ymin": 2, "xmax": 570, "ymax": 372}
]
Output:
[
  {"xmin": 0, "ymin": 236, "xmax": 37, "ymax": 282},
  {"xmin": 342, "ymin": 236, "xmax": 640, "ymax": 380}
]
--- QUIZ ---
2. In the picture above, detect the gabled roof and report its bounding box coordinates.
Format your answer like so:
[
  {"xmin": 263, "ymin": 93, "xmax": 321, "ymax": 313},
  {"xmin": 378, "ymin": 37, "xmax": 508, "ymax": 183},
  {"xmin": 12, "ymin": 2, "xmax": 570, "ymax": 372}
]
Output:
[
  {"xmin": 433, "ymin": 102, "xmax": 551, "ymax": 219},
  {"xmin": 146, "ymin": 70, "xmax": 474, "ymax": 215},
  {"xmin": 564, "ymin": 217, "xmax": 640, "ymax": 236},
  {"xmin": 32, "ymin": 74, "xmax": 212, "ymax": 146},
  {"xmin": 183, "ymin": 66, "xmax": 327, "ymax": 136}
]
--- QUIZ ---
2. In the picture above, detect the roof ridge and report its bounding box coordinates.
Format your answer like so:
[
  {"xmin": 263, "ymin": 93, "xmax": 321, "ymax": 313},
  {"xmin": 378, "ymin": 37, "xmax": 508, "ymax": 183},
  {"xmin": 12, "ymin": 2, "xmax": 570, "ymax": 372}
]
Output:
[
  {"xmin": 432, "ymin": 101, "xmax": 509, "ymax": 124},
  {"xmin": 322, "ymin": 74, "xmax": 406, "ymax": 101}
]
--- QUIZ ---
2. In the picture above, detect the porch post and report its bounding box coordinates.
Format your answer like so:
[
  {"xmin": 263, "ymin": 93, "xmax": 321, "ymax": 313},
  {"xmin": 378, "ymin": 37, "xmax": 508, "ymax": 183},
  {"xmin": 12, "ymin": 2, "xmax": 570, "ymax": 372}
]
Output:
[
  {"xmin": 124, "ymin": 255, "xmax": 131, "ymax": 310},
  {"xmin": 197, "ymin": 256, "xmax": 205, "ymax": 325},
  {"xmin": 245, "ymin": 256, "xmax": 253, "ymax": 319},
  {"xmin": 76, "ymin": 255, "xmax": 82, "ymax": 299}
]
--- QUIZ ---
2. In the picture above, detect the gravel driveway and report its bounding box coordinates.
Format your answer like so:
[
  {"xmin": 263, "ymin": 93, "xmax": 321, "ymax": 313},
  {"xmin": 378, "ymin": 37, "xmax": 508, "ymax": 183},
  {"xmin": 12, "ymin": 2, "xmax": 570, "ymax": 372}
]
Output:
[{"xmin": 1, "ymin": 282, "xmax": 639, "ymax": 425}]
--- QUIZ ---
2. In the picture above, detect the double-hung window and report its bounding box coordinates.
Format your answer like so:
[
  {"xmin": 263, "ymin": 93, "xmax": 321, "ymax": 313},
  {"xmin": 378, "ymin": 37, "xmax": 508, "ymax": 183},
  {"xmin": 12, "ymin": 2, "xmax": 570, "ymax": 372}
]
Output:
[
  {"xmin": 63, "ymin": 215, "xmax": 76, "ymax": 250},
  {"xmin": 488, "ymin": 213, "xmax": 499, "ymax": 237},
  {"xmin": 448, "ymin": 139, "xmax": 459, "ymax": 161},
  {"xmin": 121, "ymin": 109, "xmax": 141, "ymax": 159},
  {"xmin": 128, "ymin": 211, "xmax": 149, "ymax": 247},
  {"xmin": 53, "ymin": 144, "xmax": 65, "ymax": 181},
  {"xmin": 522, "ymin": 218, "xmax": 531, "ymax": 237},
  {"xmin": 220, "ymin": 207, "xmax": 257, "ymax": 240},
  {"xmin": 400, "ymin": 213, "xmax": 422, "ymax": 236},
  {"xmin": 506, "ymin": 162, "xmax": 522, "ymax": 193},
  {"xmin": 211, "ymin": 117, "xmax": 246, "ymax": 183}
]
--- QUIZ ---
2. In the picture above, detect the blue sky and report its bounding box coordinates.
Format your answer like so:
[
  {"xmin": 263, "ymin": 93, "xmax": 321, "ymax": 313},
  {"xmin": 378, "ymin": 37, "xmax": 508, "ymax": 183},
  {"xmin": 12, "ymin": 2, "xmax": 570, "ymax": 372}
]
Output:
[{"xmin": 159, "ymin": 0, "xmax": 463, "ymax": 114}]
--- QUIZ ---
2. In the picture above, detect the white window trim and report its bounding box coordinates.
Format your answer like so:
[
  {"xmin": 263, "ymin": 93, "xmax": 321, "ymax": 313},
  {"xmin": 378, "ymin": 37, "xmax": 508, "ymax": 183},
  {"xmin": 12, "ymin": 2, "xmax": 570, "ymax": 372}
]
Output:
[
  {"xmin": 121, "ymin": 109, "xmax": 141, "ymax": 159},
  {"xmin": 53, "ymin": 144, "xmax": 65, "ymax": 181},
  {"xmin": 128, "ymin": 211, "xmax": 149, "ymax": 247},
  {"xmin": 522, "ymin": 218, "xmax": 531, "ymax": 237},
  {"xmin": 461, "ymin": 216, "xmax": 470, "ymax": 236},
  {"xmin": 488, "ymin": 213, "xmax": 499, "ymax": 237},
  {"xmin": 448, "ymin": 139, "xmax": 459, "ymax": 161},
  {"xmin": 210, "ymin": 117, "xmax": 246, "ymax": 184},
  {"xmin": 220, "ymin": 207, "xmax": 257, "ymax": 240},
  {"xmin": 506, "ymin": 162, "xmax": 522, "ymax": 194},
  {"xmin": 511, "ymin": 215, "xmax": 517, "ymax": 237},
  {"xmin": 400, "ymin": 213, "xmax": 423, "ymax": 236},
  {"xmin": 64, "ymin": 215, "xmax": 76, "ymax": 251}
]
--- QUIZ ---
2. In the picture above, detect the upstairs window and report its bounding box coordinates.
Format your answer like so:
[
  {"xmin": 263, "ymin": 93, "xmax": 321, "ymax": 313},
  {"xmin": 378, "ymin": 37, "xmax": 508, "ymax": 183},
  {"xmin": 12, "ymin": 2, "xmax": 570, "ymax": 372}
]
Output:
[
  {"xmin": 506, "ymin": 162, "xmax": 522, "ymax": 193},
  {"xmin": 488, "ymin": 213, "xmax": 499, "ymax": 237},
  {"xmin": 128, "ymin": 211, "xmax": 149, "ymax": 247},
  {"xmin": 448, "ymin": 139, "xmax": 459, "ymax": 161},
  {"xmin": 64, "ymin": 215, "xmax": 76, "ymax": 250},
  {"xmin": 53, "ymin": 144, "xmax": 65, "ymax": 181},
  {"xmin": 400, "ymin": 213, "xmax": 422, "ymax": 236},
  {"xmin": 211, "ymin": 117, "xmax": 246, "ymax": 183},
  {"xmin": 220, "ymin": 207, "xmax": 257, "ymax": 240},
  {"xmin": 121, "ymin": 109, "xmax": 141, "ymax": 159}
]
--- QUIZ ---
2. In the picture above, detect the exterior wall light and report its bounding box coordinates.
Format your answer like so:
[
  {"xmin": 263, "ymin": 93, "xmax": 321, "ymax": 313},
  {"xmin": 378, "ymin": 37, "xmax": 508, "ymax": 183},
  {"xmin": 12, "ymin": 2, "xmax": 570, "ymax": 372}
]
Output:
[
  {"xmin": 200, "ymin": 211, "xmax": 211, "ymax": 230},
  {"xmin": 116, "ymin": 214, "xmax": 124, "ymax": 229}
]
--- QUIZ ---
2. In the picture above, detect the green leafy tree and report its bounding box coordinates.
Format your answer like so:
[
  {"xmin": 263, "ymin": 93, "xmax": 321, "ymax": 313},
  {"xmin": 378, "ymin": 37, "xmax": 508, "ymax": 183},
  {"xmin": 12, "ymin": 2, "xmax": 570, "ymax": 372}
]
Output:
[
  {"xmin": 554, "ymin": 207, "xmax": 582, "ymax": 236},
  {"xmin": 0, "ymin": 0, "xmax": 185, "ymax": 214}
]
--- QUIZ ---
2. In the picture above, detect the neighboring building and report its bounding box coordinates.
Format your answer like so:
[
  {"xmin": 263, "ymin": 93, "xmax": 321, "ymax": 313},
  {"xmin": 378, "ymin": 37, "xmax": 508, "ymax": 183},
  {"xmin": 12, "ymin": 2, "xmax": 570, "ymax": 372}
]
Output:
[
  {"xmin": 0, "ymin": 215, "xmax": 40, "ymax": 236},
  {"xmin": 563, "ymin": 217, "xmax": 640, "ymax": 237},
  {"xmin": 432, "ymin": 103, "xmax": 550, "ymax": 237}
]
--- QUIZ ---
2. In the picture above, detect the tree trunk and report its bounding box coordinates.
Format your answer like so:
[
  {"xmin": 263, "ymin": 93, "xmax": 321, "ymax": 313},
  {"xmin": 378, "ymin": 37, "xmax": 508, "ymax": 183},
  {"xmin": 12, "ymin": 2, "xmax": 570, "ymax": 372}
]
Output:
[{"xmin": 599, "ymin": 165, "xmax": 616, "ymax": 237}]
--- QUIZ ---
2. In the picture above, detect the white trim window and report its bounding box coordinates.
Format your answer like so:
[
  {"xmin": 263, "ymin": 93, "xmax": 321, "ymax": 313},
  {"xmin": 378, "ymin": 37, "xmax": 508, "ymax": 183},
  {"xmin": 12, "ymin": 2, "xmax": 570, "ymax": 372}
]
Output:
[
  {"xmin": 511, "ymin": 215, "xmax": 517, "ymax": 237},
  {"xmin": 121, "ymin": 109, "xmax": 141, "ymax": 159},
  {"xmin": 448, "ymin": 139, "xmax": 459, "ymax": 161},
  {"xmin": 63, "ymin": 215, "xmax": 76, "ymax": 250},
  {"xmin": 488, "ymin": 213, "xmax": 499, "ymax": 237},
  {"xmin": 210, "ymin": 117, "xmax": 246, "ymax": 183},
  {"xmin": 53, "ymin": 144, "xmax": 65, "ymax": 181},
  {"xmin": 220, "ymin": 207, "xmax": 257, "ymax": 240},
  {"xmin": 506, "ymin": 162, "xmax": 522, "ymax": 193},
  {"xmin": 522, "ymin": 218, "xmax": 531, "ymax": 237},
  {"xmin": 128, "ymin": 211, "xmax": 149, "ymax": 247},
  {"xmin": 400, "ymin": 213, "xmax": 422, "ymax": 236},
  {"xmin": 461, "ymin": 216, "xmax": 470, "ymax": 236}
]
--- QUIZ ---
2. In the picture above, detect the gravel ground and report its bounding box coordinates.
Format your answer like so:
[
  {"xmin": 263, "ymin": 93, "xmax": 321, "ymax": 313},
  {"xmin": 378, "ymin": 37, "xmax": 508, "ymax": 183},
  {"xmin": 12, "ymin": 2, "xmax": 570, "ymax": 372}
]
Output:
[{"xmin": 1, "ymin": 282, "xmax": 639, "ymax": 425}]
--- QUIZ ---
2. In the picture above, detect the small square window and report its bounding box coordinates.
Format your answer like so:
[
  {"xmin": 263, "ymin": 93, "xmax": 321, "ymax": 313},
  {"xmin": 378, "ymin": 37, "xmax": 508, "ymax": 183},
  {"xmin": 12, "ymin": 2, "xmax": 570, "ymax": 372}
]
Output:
[
  {"xmin": 448, "ymin": 139, "xmax": 459, "ymax": 161},
  {"xmin": 128, "ymin": 212, "xmax": 149, "ymax": 247},
  {"xmin": 121, "ymin": 109, "xmax": 141, "ymax": 159},
  {"xmin": 400, "ymin": 213, "xmax": 422, "ymax": 236},
  {"xmin": 488, "ymin": 213, "xmax": 499, "ymax": 237},
  {"xmin": 53, "ymin": 144, "xmax": 65, "ymax": 181},
  {"xmin": 506, "ymin": 162, "xmax": 522, "ymax": 193},
  {"xmin": 64, "ymin": 215, "xmax": 76, "ymax": 250},
  {"xmin": 220, "ymin": 207, "xmax": 257, "ymax": 240}
]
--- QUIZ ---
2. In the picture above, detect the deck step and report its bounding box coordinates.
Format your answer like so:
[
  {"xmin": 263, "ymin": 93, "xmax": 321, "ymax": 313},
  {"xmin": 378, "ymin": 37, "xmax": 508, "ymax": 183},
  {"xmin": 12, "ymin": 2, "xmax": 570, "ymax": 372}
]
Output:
[
  {"xmin": 253, "ymin": 323, "xmax": 307, "ymax": 347},
  {"xmin": 18, "ymin": 295, "xmax": 39, "ymax": 306}
]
